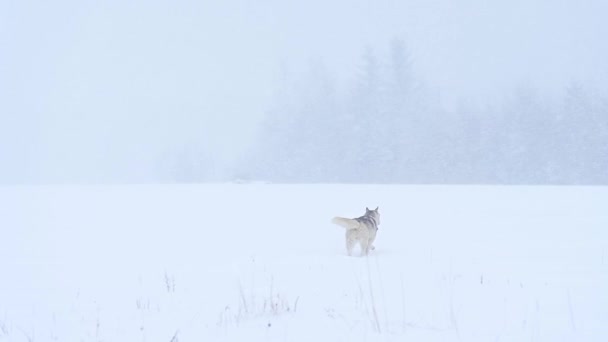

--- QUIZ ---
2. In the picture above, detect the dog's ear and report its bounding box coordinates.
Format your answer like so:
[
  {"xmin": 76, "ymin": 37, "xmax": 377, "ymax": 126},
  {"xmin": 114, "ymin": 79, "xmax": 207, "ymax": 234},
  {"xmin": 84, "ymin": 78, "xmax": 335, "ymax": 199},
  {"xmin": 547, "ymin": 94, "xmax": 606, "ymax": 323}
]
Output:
[
  {"xmin": 366, "ymin": 207, "xmax": 370, "ymax": 211},
  {"xmin": 375, "ymin": 206, "xmax": 379, "ymax": 211}
]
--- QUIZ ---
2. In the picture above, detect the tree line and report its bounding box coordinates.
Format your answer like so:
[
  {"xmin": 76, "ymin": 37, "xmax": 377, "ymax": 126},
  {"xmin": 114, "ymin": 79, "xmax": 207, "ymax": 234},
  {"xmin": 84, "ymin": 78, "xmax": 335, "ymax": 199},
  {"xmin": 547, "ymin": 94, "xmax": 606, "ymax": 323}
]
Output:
[{"xmin": 238, "ymin": 38, "xmax": 608, "ymax": 185}]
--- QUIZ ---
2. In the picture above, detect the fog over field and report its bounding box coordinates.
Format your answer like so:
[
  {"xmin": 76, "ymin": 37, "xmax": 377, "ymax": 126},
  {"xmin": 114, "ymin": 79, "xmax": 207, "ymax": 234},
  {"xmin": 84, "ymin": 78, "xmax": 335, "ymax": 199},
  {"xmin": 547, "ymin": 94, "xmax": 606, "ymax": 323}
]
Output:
[
  {"xmin": 1, "ymin": 0, "xmax": 607, "ymax": 184},
  {"xmin": 2, "ymin": 2, "xmax": 608, "ymax": 341}
]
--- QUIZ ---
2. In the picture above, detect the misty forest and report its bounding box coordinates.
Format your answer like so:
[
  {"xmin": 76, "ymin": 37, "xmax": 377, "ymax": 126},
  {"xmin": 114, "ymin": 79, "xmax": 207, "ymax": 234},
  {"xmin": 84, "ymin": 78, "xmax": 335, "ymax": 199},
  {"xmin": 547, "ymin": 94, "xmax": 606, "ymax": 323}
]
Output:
[
  {"xmin": 240, "ymin": 39, "xmax": 608, "ymax": 185},
  {"xmin": 1, "ymin": 1, "xmax": 607, "ymax": 185}
]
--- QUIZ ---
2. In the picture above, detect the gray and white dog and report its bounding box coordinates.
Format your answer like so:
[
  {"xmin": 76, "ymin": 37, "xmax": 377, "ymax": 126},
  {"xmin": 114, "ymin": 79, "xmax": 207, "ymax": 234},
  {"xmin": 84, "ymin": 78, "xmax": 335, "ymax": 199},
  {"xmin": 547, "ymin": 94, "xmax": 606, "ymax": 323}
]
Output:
[{"xmin": 331, "ymin": 207, "xmax": 380, "ymax": 256}]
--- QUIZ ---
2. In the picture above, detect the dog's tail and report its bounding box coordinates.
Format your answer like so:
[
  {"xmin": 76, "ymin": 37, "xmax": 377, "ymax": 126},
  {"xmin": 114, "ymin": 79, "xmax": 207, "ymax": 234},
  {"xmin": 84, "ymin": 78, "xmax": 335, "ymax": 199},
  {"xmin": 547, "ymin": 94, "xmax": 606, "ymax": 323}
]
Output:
[{"xmin": 331, "ymin": 217, "xmax": 360, "ymax": 230}]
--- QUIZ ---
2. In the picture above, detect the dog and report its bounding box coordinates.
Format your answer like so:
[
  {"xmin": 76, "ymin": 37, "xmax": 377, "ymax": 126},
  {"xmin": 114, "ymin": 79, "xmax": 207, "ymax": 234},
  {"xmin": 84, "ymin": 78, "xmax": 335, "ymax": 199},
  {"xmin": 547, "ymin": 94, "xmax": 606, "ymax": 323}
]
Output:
[{"xmin": 331, "ymin": 207, "xmax": 380, "ymax": 256}]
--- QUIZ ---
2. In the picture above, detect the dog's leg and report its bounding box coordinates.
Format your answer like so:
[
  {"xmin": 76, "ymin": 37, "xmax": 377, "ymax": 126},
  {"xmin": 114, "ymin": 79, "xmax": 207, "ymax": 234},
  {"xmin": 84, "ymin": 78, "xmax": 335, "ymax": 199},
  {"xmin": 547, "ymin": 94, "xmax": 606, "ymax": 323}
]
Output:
[
  {"xmin": 368, "ymin": 235, "xmax": 376, "ymax": 251},
  {"xmin": 360, "ymin": 240, "xmax": 370, "ymax": 257},
  {"xmin": 346, "ymin": 235, "xmax": 355, "ymax": 256}
]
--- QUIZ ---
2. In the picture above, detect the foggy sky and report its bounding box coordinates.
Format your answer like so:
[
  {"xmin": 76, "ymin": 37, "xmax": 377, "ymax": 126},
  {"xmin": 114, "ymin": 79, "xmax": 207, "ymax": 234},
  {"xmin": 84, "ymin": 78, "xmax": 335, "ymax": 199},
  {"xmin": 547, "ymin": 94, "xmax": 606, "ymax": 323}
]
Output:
[{"xmin": 1, "ymin": 0, "xmax": 607, "ymax": 183}]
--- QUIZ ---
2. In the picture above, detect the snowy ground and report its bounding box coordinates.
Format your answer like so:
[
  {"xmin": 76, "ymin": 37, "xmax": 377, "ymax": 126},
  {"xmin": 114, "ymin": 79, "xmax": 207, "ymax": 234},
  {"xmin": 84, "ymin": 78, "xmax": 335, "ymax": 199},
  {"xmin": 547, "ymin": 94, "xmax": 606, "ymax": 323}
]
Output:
[{"xmin": 1, "ymin": 184, "xmax": 607, "ymax": 341}]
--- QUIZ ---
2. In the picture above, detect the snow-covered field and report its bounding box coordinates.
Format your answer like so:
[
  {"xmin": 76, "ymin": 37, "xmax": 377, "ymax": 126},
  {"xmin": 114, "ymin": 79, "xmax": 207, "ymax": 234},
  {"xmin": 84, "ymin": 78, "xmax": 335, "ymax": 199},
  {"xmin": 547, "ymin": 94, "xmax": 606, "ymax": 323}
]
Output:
[{"xmin": 1, "ymin": 184, "xmax": 607, "ymax": 341}]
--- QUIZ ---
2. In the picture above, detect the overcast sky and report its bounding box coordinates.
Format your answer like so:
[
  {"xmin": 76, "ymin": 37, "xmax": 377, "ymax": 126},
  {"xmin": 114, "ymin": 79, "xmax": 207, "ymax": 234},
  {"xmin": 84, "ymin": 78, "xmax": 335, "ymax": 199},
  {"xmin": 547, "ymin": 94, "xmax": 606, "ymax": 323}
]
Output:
[{"xmin": 1, "ymin": 0, "xmax": 607, "ymax": 183}]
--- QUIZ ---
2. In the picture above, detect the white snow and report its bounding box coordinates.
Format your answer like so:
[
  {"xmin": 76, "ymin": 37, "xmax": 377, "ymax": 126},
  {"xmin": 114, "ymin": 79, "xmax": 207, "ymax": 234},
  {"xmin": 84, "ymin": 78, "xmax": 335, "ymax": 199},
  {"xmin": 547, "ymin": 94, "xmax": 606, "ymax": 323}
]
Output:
[{"xmin": 1, "ymin": 184, "xmax": 607, "ymax": 341}]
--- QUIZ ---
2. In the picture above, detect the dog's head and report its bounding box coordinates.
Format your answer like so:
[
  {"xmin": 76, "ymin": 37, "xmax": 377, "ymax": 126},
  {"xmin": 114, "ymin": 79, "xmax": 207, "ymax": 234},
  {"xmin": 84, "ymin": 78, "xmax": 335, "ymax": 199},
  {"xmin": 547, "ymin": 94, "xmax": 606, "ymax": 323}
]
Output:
[{"xmin": 365, "ymin": 206, "xmax": 380, "ymax": 225}]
